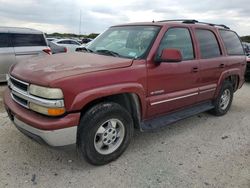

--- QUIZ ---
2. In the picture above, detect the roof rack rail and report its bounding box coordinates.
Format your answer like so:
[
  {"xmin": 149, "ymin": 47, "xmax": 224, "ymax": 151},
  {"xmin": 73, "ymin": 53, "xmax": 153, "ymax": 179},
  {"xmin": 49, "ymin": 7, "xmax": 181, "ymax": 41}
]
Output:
[
  {"xmin": 196, "ymin": 21, "xmax": 230, "ymax": 29},
  {"xmin": 157, "ymin": 19, "xmax": 230, "ymax": 29},
  {"xmin": 158, "ymin": 19, "xmax": 198, "ymax": 23}
]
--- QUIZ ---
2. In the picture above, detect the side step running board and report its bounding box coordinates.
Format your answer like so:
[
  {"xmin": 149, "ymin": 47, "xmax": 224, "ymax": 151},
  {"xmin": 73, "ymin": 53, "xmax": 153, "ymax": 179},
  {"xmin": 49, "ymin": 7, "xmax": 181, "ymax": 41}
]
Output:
[{"xmin": 140, "ymin": 101, "xmax": 214, "ymax": 131}]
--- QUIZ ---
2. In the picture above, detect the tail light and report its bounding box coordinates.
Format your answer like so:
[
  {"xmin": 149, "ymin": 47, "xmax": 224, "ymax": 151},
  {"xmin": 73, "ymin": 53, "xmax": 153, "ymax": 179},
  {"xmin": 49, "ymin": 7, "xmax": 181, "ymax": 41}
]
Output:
[
  {"xmin": 43, "ymin": 47, "xmax": 52, "ymax": 55},
  {"xmin": 64, "ymin": 47, "xmax": 67, "ymax": 53}
]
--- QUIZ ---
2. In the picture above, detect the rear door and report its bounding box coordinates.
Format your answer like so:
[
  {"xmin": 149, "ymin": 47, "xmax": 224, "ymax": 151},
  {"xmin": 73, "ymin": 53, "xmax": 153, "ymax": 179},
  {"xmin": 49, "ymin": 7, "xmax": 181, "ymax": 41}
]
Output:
[
  {"xmin": 218, "ymin": 30, "xmax": 246, "ymax": 80},
  {"xmin": 194, "ymin": 28, "xmax": 226, "ymax": 102},
  {"xmin": 147, "ymin": 27, "xmax": 200, "ymax": 118},
  {"xmin": 0, "ymin": 33, "xmax": 16, "ymax": 82},
  {"xmin": 11, "ymin": 33, "xmax": 48, "ymax": 61}
]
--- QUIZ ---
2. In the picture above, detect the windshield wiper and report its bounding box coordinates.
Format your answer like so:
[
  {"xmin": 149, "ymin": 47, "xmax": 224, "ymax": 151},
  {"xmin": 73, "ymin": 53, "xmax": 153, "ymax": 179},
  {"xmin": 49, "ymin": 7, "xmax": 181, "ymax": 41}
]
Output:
[{"xmin": 95, "ymin": 49, "xmax": 121, "ymax": 57}]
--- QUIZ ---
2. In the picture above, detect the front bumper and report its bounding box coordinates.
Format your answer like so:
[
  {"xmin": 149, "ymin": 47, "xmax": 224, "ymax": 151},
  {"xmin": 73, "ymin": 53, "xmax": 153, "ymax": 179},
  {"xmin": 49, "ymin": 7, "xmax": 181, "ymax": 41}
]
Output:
[
  {"xmin": 4, "ymin": 88, "xmax": 81, "ymax": 146},
  {"xmin": 13, "ymin": 117, "xmax": 77, "ymax": 146}
]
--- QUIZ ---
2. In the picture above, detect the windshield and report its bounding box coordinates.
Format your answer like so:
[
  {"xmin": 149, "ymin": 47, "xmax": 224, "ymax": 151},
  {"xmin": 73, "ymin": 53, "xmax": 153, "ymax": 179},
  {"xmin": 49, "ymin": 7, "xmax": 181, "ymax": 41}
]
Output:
[{"xmin": 87, "ymin": 26, "xmax": 160, "ymax": 59}]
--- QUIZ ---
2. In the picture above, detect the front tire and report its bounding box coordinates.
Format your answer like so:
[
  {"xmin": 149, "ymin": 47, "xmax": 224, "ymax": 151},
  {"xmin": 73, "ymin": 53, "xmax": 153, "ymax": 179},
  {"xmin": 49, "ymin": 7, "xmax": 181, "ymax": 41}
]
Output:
[
  {"xmin": 210, "ymin": 81, "xmax": 234, "ymax": 116},
  {"xmin": 77, "ymin": 102, "xmax": 133, "ymax": 165}
]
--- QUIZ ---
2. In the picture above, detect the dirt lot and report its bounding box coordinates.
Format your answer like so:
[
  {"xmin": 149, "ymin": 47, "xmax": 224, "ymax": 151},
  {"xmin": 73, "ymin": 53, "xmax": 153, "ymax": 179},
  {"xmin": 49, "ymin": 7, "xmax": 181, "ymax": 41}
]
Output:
[{"xmin": 0, "ymin": 83, "xmax": 249, "ymax": 188}]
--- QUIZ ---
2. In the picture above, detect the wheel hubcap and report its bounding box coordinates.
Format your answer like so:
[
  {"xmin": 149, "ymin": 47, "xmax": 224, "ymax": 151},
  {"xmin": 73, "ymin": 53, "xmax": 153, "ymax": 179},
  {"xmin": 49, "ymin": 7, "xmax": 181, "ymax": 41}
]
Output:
[
  {"xmin": 94, "ymin": 119, "xmax": 125, "ymax": 155},
  {"xmin": 219, "ymin": 89, "xmax": 231, "ymax": 110}
]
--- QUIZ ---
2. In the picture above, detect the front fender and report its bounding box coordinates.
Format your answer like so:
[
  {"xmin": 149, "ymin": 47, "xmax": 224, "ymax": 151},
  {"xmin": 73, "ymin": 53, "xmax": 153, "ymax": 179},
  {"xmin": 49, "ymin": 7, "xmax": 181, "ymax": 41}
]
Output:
[{"xmin": 69, "ymin": 83, "xmax": 147, "ymax": 117}]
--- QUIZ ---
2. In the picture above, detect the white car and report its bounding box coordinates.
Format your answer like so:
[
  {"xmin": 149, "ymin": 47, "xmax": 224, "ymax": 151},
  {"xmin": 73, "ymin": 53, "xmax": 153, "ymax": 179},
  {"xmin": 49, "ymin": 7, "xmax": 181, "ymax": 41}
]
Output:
[{"xmin": 53, "ymin": 39, "xmax": 81, "ymax": 52}]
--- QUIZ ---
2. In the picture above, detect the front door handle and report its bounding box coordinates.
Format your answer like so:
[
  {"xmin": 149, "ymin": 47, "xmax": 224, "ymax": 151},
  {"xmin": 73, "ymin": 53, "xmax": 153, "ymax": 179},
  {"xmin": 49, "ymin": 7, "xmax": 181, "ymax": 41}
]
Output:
[
  {"xmin": 219, "ymin": 64, "xmax": 225, "ymax": 68},
  {"xmin": 192, "ymin": 67, "xmax": 199, "ymax": 73}
]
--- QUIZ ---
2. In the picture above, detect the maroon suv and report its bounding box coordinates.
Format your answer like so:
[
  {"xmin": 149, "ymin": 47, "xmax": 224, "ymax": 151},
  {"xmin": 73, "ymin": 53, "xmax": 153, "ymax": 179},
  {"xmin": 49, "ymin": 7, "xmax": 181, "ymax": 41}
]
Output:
[{"xmin": 4, "ymin": 20, "xmax": 246, "ymax": 165}]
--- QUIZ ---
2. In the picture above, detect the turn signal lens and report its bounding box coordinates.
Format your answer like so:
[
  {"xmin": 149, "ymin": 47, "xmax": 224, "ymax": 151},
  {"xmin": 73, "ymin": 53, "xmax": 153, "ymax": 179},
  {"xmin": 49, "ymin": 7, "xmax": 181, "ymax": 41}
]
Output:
[
  {"xmin": 29, "ymin": 102, "xmax": 65, "ymax": 116},
  {"xmin": 48, "ymin": 108, "xmax": 65, "ymax": 116}
]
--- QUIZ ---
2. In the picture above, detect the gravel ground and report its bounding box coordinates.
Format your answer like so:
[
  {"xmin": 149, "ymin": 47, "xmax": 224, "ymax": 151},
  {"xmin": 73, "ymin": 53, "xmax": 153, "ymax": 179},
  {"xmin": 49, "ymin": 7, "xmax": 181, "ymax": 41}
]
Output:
[{"xmin": 0, "ymin": 83, "xmax": 249, "ymax": 188}]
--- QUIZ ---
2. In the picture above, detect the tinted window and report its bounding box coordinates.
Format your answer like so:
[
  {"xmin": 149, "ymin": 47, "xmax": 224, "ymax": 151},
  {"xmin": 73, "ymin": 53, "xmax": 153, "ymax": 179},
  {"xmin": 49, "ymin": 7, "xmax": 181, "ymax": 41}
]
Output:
[
  {"xmin": 0, "ymin": 33, "xmax": 10, "ymax": 48},
  {"xmin": 71, "ymin": 41, "xmax": 79, "ymax": 45},
  {"xmin": 58, "ymin": 40, "xmax": 70, "ymax": 44},
  {"xmin": 158, "ymin": 28, "xmax": 194, "ymax": 60},
  {"xmin": 219, "ymin": 30, "xmax": 244, "ymax": 55},
  {"xmin": 12, "ymin": 34, "xmax": 46, "ymax": 47},
  {"xmin": 195, "ymin": 29, "xmax": 221, "ymax": 59}
]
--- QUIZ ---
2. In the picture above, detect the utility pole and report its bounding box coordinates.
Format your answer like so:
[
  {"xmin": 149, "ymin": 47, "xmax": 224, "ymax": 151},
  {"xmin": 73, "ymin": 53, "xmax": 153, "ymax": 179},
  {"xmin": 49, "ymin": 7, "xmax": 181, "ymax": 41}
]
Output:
[{"xmin": 79, "ymin": 10, "xmax": 82, "ymax": 38}]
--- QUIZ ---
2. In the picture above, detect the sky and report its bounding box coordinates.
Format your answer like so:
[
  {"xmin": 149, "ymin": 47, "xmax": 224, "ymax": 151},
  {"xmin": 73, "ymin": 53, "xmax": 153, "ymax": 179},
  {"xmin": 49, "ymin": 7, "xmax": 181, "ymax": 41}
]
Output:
[{"xmin": 0, "ymin": 0, "xmax": 250, "ymax": 36}]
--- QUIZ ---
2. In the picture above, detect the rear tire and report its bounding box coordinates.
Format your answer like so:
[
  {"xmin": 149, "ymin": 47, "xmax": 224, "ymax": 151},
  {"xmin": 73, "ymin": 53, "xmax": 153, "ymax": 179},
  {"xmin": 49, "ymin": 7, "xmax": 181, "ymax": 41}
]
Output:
[
  {"xmin": 210, "ymin": 81, "xmax": 234, "ymax": 116},
  {"xmin": 77, "ymin": 102, "xmax": 133, "ymax": 165}
]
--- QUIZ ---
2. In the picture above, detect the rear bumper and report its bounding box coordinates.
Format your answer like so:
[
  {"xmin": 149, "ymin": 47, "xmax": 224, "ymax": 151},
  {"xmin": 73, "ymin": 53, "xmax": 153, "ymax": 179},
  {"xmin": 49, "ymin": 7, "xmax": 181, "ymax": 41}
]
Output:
[{"xmin": 4, "ymin": 88, "xmax": 81, "ymax": 146}]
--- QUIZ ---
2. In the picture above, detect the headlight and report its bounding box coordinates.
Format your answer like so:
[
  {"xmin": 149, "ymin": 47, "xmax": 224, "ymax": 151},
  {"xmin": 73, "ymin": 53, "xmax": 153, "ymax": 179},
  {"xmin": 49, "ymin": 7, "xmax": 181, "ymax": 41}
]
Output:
[
  {"xmin": 29, "ymin": 102, "xmax": 65, "ymax": 116},
  {"xmin": 29, "ymin": 84, "xmax": 63, "ymax": 99}
]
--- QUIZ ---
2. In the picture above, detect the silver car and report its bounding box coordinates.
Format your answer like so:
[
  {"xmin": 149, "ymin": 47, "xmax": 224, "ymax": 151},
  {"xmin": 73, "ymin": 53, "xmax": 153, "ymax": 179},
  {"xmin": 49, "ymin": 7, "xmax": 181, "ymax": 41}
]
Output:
[
  {"xmin": 0, "ymin": 27, "xmax": 50, "ymax": 82},
  {"xmin": 53, "ymin": 39, "xmax": 81, "ymax": 52}
]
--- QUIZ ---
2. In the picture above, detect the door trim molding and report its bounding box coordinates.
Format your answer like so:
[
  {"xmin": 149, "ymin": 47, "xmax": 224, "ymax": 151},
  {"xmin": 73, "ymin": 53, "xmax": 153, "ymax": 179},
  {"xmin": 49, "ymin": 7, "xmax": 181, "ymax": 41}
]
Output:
[{"xmin": 150, "ymin": 92, "xmax": 198, "ymax": 106}]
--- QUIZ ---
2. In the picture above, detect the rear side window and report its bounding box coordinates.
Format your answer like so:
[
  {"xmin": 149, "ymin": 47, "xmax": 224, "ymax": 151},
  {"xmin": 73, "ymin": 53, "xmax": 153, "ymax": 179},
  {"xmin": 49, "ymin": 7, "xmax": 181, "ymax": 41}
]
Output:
[
  {"xmin": 0, "ymin": 33, "xmax": 10, "ymax": 47},
  {"xmin": 12, "ymin": 34, "xmax": 47, "ymax": 47},
  {"xmin": 71, "ymin": 41, "xmax": 80, "ymax": 45},
  {"xmin": 158, "ymin": 28, "xmax": 194, "ymax": 60},
  {"xmin": 58, "ymin": 40, "xmax": 70, "ymax": 44},
  {"xmin": 219, "ymin": 30, "xmax": 244, "ymax": 55},
  {"xmin": 195, "ymin": 29, "xmax": 221, "ymax": 59}
]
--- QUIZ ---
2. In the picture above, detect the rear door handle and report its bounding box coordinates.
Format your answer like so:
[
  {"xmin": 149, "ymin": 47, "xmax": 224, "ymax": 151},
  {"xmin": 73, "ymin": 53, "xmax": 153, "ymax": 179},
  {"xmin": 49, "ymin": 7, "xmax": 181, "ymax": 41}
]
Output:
[
  {"xmin": 219, "ymin": 64, "xmax": 225, "ymax": 68},
  {"xmin": 192, "ymin": 67, "xmax": 199, "ymax": 73}
]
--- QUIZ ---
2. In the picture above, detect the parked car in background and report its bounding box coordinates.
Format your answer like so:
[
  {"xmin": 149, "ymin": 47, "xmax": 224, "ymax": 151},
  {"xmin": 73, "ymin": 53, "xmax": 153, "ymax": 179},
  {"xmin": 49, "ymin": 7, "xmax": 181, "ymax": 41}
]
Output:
[
  {"xmin": 75, "ymin": 42, "xmax": 92, "ymax": 52},
  {"xmin": 53, "ymin": 39, "xmax": 81, "ymax": 52},
  {"xmin": 46, "ymin": 37, "xmax": 57, "ymax": 42},
  {"xmin": 48, "ymin": 41, "xmax": 67, "ymax": 54},
  {"xmin": 82, "ymin": 38, "xmax": 93, "ymax": 44},
  {"xmin": 0, "ymin": 27, "xmax": 51, "ymax": 82},
  {"xmin": 242, "ymin": 42, "xmax": 250, "ymax": 55},
  {"xmin": 245, "ymin": 54, "xmax": 250, "ymax": 80}
]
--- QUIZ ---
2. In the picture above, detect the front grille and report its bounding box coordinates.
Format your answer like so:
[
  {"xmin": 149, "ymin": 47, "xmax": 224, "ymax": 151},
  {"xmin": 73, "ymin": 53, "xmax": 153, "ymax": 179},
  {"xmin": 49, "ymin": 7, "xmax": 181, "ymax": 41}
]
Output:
[
  {"xmin": 10, "ymin": 77, "xmax": 28, "ymax": 91},
  {"xmin": 247, "ymin": 63, "xmax": 250, "ymax": 69},
  {"xmin": 8, "ymin": 75, "xmax": 29, "ymax": 109},
  {"xmin": 12, "ymin": 93, "xmax": 28, "ymax": 107}
]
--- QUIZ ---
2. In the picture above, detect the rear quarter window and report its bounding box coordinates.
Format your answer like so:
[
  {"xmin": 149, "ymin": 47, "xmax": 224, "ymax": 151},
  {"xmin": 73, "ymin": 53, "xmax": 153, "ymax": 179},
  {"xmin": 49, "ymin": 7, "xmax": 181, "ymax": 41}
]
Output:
[
  {"xmin": 0, "ymin": 33, "xmax": 10, "ymax": 47},
  {"xmin": 12, "ymin": 34, "xmax": 47, "ymax": 47},
  {"xmin": 219, "ymin": 30, "xmax": 244, "ymax": 55}
]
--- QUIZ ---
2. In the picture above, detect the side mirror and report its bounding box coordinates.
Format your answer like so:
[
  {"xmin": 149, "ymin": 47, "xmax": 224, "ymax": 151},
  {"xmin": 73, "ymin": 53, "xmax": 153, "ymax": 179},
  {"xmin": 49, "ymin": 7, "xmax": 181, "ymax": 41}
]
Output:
[{"xmin": 155, "ymin": 49, "xmax": 182, "ymax": 63}]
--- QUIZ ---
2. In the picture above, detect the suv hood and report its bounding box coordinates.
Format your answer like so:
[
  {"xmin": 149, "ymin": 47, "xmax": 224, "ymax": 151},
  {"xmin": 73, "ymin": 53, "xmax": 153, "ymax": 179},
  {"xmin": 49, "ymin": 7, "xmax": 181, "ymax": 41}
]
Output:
[{"xmin": 11, "ymin": 53, "xmax": 133, "ymax": 86}]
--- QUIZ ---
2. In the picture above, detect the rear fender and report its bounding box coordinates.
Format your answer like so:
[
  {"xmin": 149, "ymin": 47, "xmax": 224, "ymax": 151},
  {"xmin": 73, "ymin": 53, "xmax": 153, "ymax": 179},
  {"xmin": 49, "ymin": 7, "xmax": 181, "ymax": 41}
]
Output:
[{"xmin": 215, "ymin": 68, "xmax": 241, "ymax": 97}]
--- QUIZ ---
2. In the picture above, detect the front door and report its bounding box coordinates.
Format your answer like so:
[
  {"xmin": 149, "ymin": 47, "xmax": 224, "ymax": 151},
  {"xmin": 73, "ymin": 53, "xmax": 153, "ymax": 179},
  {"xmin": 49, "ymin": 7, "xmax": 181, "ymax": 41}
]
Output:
[{"xmin": 147, "ymin": 27, "xmax": 199, "ymax": 118}]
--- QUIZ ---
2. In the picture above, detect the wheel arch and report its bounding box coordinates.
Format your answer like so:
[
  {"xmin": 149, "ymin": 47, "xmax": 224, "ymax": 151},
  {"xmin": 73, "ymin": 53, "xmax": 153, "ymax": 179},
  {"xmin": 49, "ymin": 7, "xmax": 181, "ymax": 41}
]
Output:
[
  {"xmin": 215, "ymin": 69, "xmax": 241, "ymax": 97},
  {"xmin": 75, "ymin": 88, "xmax": 145, "ymax": 129}
]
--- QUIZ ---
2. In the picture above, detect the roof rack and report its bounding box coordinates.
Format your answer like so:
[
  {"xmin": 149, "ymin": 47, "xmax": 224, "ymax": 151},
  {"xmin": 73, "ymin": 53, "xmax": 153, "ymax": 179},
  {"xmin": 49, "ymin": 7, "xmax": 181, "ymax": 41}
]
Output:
[
  {"xmin": 157, "ymin": 19, "xmax": 230, "ymax": 29},
  {"xmin": 157, "ymin": 19, "xmax": 198, "ymax": 23}
]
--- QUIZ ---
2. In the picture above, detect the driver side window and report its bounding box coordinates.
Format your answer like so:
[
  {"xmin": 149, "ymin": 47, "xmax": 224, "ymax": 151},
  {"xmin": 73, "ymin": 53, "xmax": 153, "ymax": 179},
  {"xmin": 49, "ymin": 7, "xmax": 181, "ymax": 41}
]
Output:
[{"xmin": 158, "ymin": 28, "xmax": 194, "ymax": 61}]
